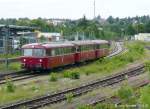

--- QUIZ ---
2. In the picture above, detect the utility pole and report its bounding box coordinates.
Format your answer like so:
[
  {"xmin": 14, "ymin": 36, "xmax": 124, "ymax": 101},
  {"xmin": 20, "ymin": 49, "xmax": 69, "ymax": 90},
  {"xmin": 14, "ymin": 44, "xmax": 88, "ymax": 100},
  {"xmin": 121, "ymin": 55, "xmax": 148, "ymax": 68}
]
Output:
[
  {"xmin": 94, "ymin": 0, "xmax": 96, "ymax": 19},
  {"xmin": 75, "ymin": 32, "xmax": 79, "ymax": 41}
]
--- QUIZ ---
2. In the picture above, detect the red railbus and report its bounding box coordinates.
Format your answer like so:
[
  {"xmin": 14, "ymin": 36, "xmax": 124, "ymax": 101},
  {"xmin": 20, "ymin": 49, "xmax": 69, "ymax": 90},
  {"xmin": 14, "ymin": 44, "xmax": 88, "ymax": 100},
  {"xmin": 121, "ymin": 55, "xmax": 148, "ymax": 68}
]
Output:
[{"xmin": 21, "ymin": 40, "xmax": 110, "ymax": 71}]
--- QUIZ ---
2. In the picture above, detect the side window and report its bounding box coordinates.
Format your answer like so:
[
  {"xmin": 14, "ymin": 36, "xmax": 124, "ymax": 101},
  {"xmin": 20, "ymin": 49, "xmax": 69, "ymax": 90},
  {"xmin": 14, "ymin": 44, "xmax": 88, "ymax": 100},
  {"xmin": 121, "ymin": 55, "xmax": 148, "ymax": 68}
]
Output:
[
  {"xmin": 86, "ymin": 45, "xmax": 89, "ymax": 51},
  {"xmin": 56, "ymin": 48, "xmax": 63, "ymax": 56},
  {"xmin": 55, "ymin": 48, "xmax": 59, "ymax": 55},
  {"xmin": 72, "ymin": 47, "xmax": 75, "ymax": 53},
  {"xmin": 63, "ymin": 47, "xmax": 71, "ymax": 55},
  {"xmin": 100, "ymin": 44, "xmax": 109, "ymax": 49},
  {"xmin": 94, "ymin": 45, "xmax": 96, "ymax": 50},
  {"xmin": 59, "ymin": 48, "xmax": 63, "ymax": 55},
  {"xmin": 98, "ymin": 45, "xmax": 100, "ymax": 49},
  {"xmin": 100, "ymin": 44, "xmax": 104, "ymax": 49},
  {"xmin": 80, "ymin": 46, "xmax": 82, "ymax": 51},
  {"xmin": 63, "ymin": 48, "xmax": 66, "ymax": 54},
  {"xmin": 90, "ymin": 45, "xmax": 93, "ymax": 50},
  {"xmin": 76, "ymin": 46, "xmax": 81, "ymax": 52},
  {"xmin": 106, "ymin": 44, "xmax": 109, "ymax": 48},
  {"xmin": 46, "ymin": 49, "xmax": 51, "ymax": 56},
  {"xmin": 51, "ymin": 49, "xmax": 55, "ymax": 56}
]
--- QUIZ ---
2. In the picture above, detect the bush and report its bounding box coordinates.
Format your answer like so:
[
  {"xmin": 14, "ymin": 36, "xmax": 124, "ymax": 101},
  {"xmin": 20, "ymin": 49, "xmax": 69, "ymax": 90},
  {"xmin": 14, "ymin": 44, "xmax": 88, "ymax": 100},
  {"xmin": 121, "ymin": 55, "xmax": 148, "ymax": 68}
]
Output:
[
  {"xmin": 140, "ymin": 85, "xmax": 150, "ymax": 108},
  {"xmin": 66, "ymin": 93, "xmax": 73, "ymax": 103},
  {"xmin": 63, "ymin": 71, "xmax": 71, "ymax": 78},
  {"xmin": 31, "ymin": 86, "xmax": 39, "ymax": 92},
  {"xmin": 49, "ymin": 73, "xmax": 57, "ymax": 82},
  {"xmin": 70, "ymin": 71, "xmax": 80, "ymax": 79},
  {"xmin": 5, "ymin": 77, "xmax": 15, "ymax": 93},
  {"xmin": 85, "ymin": 72, "xmax": 90, "ymax": 76},
  {"xmin": 117, "ymin": 83, "xmax": 134, "ymax": 102},
  {"xmin": 145, "ymin": 61, "xmax": 150, "ymax": 72},
  {"xmin": 63, "ymin": 71, "xmax": 80, "ymax": 79}
]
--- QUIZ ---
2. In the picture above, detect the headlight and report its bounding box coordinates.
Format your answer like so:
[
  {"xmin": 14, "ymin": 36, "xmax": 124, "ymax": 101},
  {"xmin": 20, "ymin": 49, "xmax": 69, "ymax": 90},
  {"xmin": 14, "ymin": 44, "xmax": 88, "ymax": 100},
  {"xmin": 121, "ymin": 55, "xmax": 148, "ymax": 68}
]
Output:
[
  {"xmin": 39, "ymin": 59, "xmax": 42, "ymax": 62},
  {"xmin": 23, "ymin": 59, "xmax": 26, "ymax": 62}
]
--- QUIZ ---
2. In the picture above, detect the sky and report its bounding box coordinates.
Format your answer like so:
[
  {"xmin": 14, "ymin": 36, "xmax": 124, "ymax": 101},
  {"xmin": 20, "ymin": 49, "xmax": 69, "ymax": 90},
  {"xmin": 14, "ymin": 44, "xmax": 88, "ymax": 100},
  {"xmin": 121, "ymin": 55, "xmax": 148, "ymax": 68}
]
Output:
[{"xmin": 0, "ymin": 0, "xmax": 150, "ymax": 19}]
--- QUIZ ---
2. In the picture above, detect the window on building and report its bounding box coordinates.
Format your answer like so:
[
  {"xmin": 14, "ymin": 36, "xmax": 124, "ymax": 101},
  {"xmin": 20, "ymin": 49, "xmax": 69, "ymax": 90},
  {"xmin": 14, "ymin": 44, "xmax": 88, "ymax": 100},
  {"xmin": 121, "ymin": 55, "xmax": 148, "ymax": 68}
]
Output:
[{"xmin": 0, "ymin": 40, "xmax": 3, "ymax": 47}]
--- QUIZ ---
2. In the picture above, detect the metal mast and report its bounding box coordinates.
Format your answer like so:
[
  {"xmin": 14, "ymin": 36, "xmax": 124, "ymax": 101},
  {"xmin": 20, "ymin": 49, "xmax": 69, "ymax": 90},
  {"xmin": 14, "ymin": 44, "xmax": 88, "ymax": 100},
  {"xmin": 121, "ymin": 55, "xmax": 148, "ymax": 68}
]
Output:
[{"xmin": 94, "ymin": 0, "xmax": 96, "ymax": 18}]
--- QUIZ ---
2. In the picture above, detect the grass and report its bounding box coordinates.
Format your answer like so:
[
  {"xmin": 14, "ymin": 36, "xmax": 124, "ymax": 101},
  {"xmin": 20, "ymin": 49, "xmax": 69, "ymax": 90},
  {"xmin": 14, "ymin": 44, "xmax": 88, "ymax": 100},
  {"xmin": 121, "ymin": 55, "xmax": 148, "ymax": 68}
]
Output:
[
  {"xmin": 0, "ymin": 62, "xmax": 21, "ymax": 72},
  {"xmin": 0, "ymin": 41, "xmax": 148, "ymax": 105}
]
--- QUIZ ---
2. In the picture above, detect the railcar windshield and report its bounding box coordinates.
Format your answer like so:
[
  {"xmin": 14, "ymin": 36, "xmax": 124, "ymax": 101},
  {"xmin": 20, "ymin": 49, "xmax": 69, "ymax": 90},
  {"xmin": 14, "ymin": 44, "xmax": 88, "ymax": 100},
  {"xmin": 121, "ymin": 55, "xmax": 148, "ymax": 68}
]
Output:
[
  {"xmin": 23, "ymin": 49, "xmax": 45, "ymax": 56},
  {"xmin": 23, "ymin": 49, "xmax": 32, "ymax": 56}
]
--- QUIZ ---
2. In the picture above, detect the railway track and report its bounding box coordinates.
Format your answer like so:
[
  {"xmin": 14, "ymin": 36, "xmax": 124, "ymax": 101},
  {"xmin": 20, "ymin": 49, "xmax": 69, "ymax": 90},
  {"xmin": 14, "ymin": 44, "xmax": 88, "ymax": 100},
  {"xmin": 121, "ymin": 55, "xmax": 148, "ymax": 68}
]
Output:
[
  {"xmin": 0, "ymin": 64, "xmax": 145, "ymax": 109},
  {"xmin": 0, "ymin": 73, "xmax": 42, "ymax": 85},
  {"xmin": 107, "ymin": 41, "xmax": 124, "ymax": 57},
  {"xmin": 0, "ymin": 70, "xmax": 45, "ymax": 85},
  {"xmin": 88, "ymin": 80, "xmax": 149, "ymax": 106},
  {"xmin": 0, "ymin": 42, "xmax": 123, "ymax": 85}
]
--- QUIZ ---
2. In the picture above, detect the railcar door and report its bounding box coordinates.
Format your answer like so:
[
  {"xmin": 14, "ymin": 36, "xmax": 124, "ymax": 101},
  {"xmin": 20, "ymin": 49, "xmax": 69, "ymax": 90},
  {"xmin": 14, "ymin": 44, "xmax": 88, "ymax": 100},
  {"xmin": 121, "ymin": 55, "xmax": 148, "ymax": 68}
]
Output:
[
  {"xmin": 75, "ymin": 46, "xmax": 81, "ymax": 62},
  {"xmin": 62, "ymin": 47, "xmax": 75, "ymax": 65},
  {"xmin": 48, "ymin": 48, "xmax": 63, "ymax": 68}
]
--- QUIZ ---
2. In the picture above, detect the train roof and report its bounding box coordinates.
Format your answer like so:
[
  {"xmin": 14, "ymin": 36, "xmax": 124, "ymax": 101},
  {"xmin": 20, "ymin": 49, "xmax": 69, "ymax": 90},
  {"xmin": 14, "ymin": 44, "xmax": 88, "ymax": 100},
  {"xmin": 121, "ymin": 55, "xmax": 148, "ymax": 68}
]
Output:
[
  {"xmin": 22, "ymin": 42, "xmax": 74, "ymax": 49},
  {"xmin": 71, "ymin": 40, "xmax": 95, "ymax": 45},
  {"xmin": 22, "ymin": 40, "xmax": 108, "ymax": 49},
  {"xmin": 92, "ymin": 40, "xmax": 108, "ymax": 44},
  {"xmin": 71, "ymin": 40, "xmax": 108, "ymax": 45}
]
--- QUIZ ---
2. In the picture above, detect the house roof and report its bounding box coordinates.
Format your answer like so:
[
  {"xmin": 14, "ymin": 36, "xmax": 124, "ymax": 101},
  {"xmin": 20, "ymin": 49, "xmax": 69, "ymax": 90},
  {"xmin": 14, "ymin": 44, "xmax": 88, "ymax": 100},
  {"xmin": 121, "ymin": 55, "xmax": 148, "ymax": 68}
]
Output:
[{"xmin": 0, "ymin": 25, "xmax": 38, "ymax": 32}]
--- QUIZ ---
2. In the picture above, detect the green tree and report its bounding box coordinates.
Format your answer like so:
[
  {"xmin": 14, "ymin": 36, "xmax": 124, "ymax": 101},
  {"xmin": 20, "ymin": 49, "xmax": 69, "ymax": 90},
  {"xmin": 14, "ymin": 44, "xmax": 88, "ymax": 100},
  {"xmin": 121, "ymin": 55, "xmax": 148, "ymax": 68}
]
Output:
[
  {"xmin": 145, "ymin": 21, "xmax": 150, "ymax": 33},
  {"xmin": 39, "ymin": 35, "xmax": 47, "ymax": 43},
  {"xmin": 126, "ymin": 24, "xmax": 136, "ymax": 35},
  {"xmin": 107, "ymin": 16, "xmax": 115, "ymax": 24}
]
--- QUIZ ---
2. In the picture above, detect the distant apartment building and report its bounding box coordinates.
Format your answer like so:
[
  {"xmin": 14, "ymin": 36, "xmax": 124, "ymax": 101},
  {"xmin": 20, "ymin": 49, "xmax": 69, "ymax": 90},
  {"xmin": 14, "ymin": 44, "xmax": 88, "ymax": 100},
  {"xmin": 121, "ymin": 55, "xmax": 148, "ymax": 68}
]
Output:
[
  {"xmin": 46, "ymin": 19, "xmax": 69, "ymax": 26},
  {"xmin": 134, "ymin": 33, "xmax": 150, "ymax": 41}
]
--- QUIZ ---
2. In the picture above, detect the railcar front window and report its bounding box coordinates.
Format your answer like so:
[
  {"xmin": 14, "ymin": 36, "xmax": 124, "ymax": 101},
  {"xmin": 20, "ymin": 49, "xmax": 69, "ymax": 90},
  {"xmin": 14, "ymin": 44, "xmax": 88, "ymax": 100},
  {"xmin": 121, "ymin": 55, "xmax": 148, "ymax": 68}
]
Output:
[
  {"xmin": 33, "ymin": 49, "xmax": 45, "ymax": 56},
  {"xmin": 23, "ymin": 49, "xmax": 33, "ymax": 56},
  {"xmin": 23, "ymin": 49, "xmax": 45, "ymax": 56}
]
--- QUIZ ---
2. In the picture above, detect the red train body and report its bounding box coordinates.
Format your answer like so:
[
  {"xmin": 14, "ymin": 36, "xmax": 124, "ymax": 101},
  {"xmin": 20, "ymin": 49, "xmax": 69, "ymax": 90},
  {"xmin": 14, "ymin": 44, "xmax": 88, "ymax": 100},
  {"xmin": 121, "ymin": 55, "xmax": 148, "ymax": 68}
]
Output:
[{"xmin": 21, "ymin": 40, "xmax": 110, "ymax": 70}]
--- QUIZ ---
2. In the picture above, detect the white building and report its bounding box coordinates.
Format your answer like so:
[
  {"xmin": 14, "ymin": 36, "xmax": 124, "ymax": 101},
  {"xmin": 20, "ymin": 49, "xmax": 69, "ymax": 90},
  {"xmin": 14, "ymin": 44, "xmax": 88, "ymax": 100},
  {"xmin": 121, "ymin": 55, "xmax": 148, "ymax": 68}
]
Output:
[
  {"xmin": 135, "ymin": 33, "xmax": 150, "ymax": 41},
  {"xmin": 38, "ymin": 32, "xmax": 62, "ymax": 42}
]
